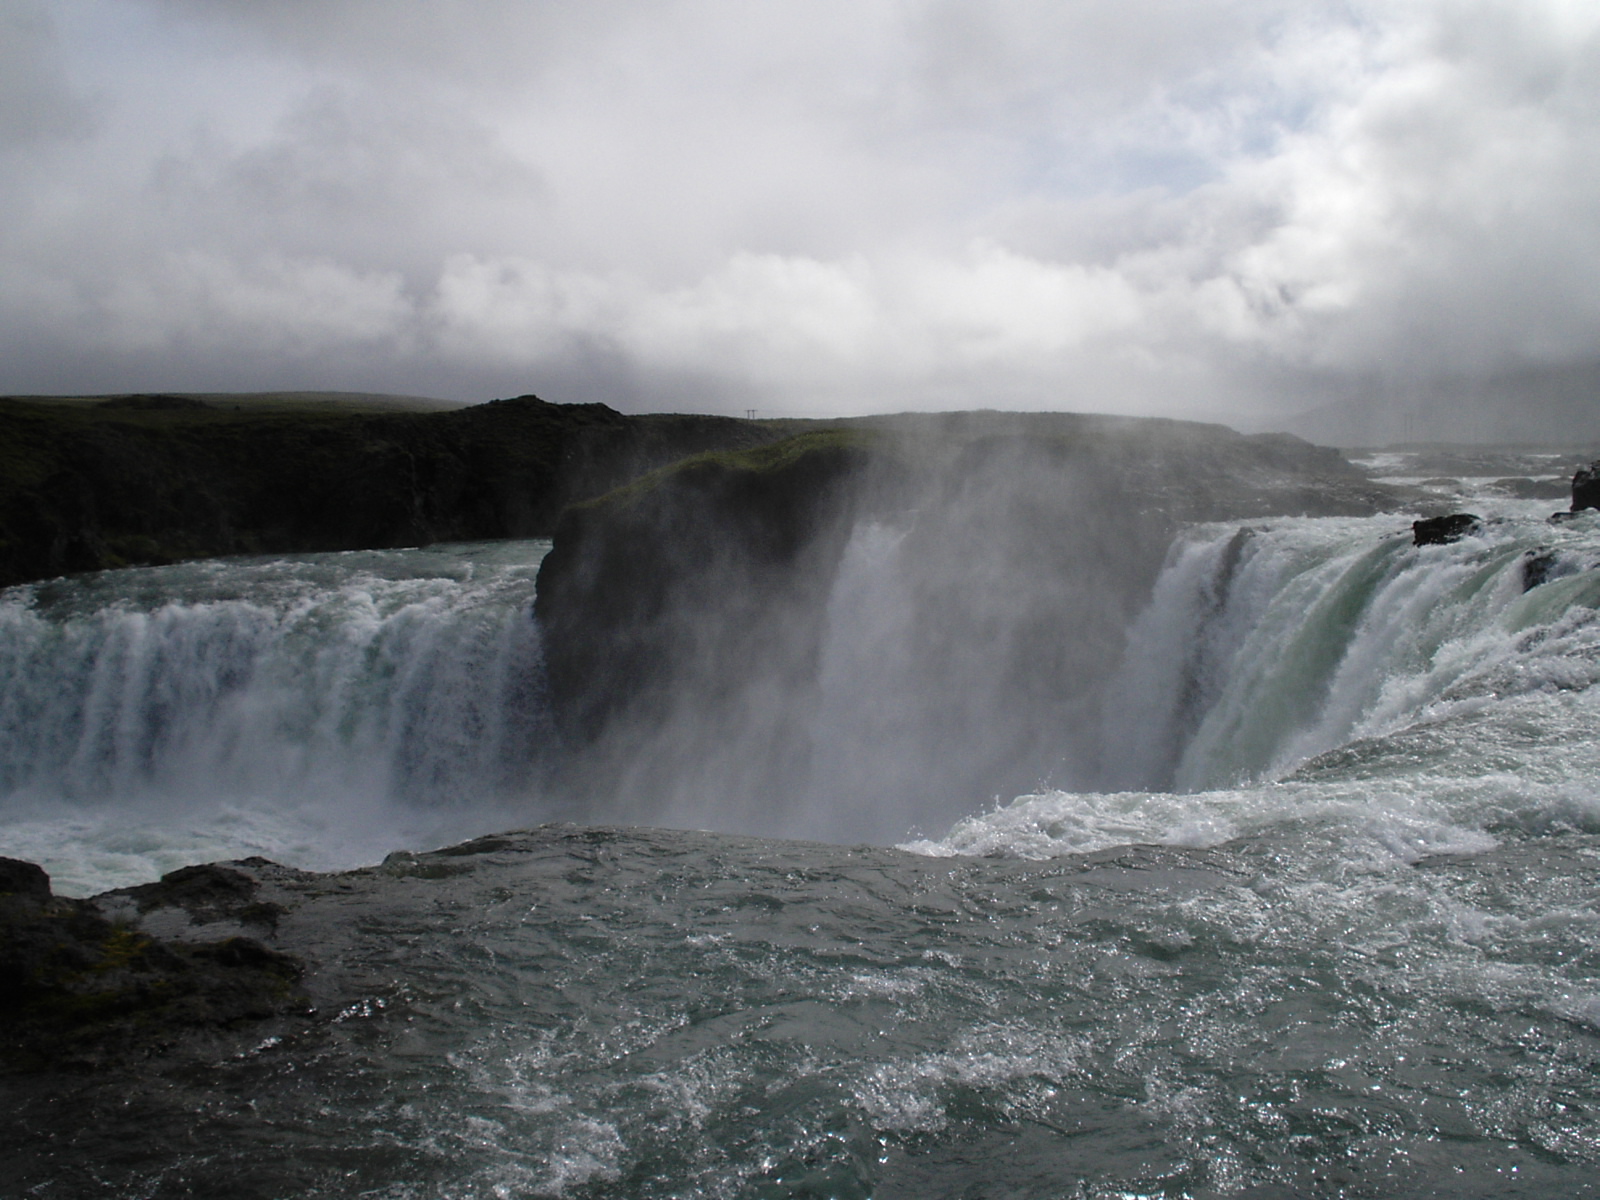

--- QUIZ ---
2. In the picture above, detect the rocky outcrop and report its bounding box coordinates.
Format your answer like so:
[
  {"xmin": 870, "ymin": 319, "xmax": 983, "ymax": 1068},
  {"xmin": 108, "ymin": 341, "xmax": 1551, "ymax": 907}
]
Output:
[
  {"xmin": 1573, "ymin": 460, "xmax": 1600, "ymax": 512},
  {"xmin": 1412, "ymin": 513, "xmax": 1484, "ymax": 546},
  {"xmin": 0, "ymin": 856, "xmax": 305, "ymax": 1072},
  {"xmin": 534, "ymin": 412, "xmax": 1402, "ymax": 837},
  {"xmin": 1522, "ymin": 549, "xmax": 1565, "ymax": 591},
  {"xmin": 535, "ymin": 430, "xmax": 875, "ymax": 748}
]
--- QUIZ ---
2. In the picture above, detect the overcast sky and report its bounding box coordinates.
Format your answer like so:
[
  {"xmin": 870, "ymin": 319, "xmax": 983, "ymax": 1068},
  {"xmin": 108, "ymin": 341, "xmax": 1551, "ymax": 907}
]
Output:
[{"xmin": 4, "ymin": 1, "xmax": 1598, "ymax": 436}]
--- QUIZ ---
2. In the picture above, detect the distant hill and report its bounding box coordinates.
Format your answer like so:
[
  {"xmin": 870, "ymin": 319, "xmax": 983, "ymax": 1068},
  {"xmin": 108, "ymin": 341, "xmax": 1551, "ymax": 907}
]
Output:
[{"xmin": 1273, "ymin": 362, "xmax": 1600, "ymax": 447}]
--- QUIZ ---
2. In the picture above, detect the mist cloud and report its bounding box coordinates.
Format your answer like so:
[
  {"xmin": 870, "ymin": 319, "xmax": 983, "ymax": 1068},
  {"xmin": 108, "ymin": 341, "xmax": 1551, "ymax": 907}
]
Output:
[{"xmin": 4, "ymin": 0, "xmax": 1598, "ymax": 435}]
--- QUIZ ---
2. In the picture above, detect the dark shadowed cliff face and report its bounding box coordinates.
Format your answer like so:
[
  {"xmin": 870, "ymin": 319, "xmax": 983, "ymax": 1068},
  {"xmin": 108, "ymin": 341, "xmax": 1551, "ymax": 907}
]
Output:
[
  {"xmin": 0, "ymin": 395, "xmax": 785, "ymax": 588},
  {"xmin": 533, "ymin": 433, "xmax": 878, "ymax": 830},
  {"xmin": 534, "ymin": 413, "xmax": 1400, "ymax": 841}
]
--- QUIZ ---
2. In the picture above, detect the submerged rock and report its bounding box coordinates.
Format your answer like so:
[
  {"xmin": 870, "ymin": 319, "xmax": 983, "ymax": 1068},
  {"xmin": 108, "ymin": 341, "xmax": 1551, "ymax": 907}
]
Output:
[
  {"xmin": 1412, "ymin": 513, "xmax": 1483, "ymax": 546},
  {"xmin": 1523, "ymin": 549, "xmax": 1562, "ymax": 591}
]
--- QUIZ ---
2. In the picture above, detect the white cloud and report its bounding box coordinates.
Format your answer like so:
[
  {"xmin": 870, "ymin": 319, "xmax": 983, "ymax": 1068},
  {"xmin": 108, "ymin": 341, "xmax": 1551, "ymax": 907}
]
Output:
[
  {"xmin": 0, "ymin": 0, "xmax": 96, "ymax": 148},
  {"xmin": 3, "ymin": 0, "xmax": 1598, "ymax": 433}
]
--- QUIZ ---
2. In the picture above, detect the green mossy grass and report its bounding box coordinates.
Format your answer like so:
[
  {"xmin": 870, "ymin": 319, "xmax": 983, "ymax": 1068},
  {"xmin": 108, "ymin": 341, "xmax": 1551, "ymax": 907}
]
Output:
[{"xmin": 572, "ymin": 425, "xmax": 879, "ymax": 517}]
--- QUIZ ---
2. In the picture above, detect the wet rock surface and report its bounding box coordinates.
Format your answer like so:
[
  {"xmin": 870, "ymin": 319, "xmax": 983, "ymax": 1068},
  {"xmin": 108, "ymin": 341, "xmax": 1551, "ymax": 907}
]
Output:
[
  {"xmin": 1573, "ymin": 459, "xmax": 1600, "ymax": 512},
  {"xmin": 1412, "ymin": 512, "xmax": 1484, "ymax": 545},
  {"xmin": 1523, "ymin": 548, "xmax": 1563, "ymax": 590},
  {"xmin": 0, "ymin": 858, "xmax": 307, "ymax": 1072}
]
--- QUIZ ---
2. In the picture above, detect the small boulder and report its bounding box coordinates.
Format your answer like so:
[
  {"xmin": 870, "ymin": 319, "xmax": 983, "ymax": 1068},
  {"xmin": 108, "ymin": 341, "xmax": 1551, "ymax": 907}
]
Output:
[
  {"xmin": 1413, "ymin": 513, "xmax": 1483, "ymax": 546},
  {"xmin": 124, "ymin": 863, "xmax": 258, "ymax": 920},
  {"xmin": 1523, "ymin": 549, "xmax": 1561, "ymax": 591},
  {"xmin": 1573, "ymin": 461, "xmax": 1600, "ymax": 512}
]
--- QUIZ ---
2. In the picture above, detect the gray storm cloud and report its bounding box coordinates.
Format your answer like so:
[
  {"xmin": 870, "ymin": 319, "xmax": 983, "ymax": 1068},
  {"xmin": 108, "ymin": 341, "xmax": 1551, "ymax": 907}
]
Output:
[{"xmin": 3, "ymin": 0, "xmax": 1598, "ymax": 439}]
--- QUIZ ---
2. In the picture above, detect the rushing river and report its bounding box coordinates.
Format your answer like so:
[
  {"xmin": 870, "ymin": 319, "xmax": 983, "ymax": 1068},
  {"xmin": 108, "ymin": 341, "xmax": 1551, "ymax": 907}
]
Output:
[{"xmin": 6, "ymin": 479, "xmax": 1600, "ymax": 1197}]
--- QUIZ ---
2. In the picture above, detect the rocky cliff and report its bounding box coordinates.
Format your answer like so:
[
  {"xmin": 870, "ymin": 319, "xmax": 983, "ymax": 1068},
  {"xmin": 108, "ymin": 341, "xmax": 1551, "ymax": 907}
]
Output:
[
  {"xmin": 534, "ymin": 430, "xmax": 876, "ymax": 748},
  {"xmin": 534, "ymin": 411, "xmax": 1402, "ymax": 839},
  {"xmin": 0, "ymin": 394, "xmax": 785, "ymax": 587}
]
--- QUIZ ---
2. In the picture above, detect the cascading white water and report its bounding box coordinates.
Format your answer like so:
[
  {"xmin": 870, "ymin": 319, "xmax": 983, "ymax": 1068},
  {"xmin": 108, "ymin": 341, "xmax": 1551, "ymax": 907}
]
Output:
[
  {"xmin": 915, "ymin": 500, "xmax": 1600, "ymax": 860},
  {"xmin": 8, "ymin": 499, "xmax": 1600, "ymax": 892},
  {"xmin": 0, "ymin": 541, "xmax": 553, "ymax": 891},
  {"xmin": 1102, "ymin": 505, "xmax": 1600, "ymax": 793}
]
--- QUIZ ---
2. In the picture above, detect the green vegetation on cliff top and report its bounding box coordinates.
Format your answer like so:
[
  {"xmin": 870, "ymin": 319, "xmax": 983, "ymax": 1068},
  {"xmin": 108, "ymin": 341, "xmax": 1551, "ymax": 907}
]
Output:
[{"xmin": 570, "ymin": 426, "xmax": 880, "ymax": 516}]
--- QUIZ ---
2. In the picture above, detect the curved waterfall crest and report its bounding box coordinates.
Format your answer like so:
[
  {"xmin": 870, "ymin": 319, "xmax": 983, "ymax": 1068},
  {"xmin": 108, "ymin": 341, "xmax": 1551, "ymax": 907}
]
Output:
[
  {"xmin": 1101, "ymin": 509, "xmax": 1600, "ymax": 794},
  {"xmin": 0, "ymin": 543, "xmax": 551, "ymax": 835},
  {"xmin": 4, "ymin": 505, "xmax": 1600, "ymax": 891}
]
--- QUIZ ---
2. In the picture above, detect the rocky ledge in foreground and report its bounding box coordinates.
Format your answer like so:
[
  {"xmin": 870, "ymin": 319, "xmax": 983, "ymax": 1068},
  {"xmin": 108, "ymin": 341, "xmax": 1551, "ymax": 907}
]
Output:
[
  {"xmin": 0, "ymin": 856, "xmax": 307, "ymax": 1072},
  {"xmin": 1, "ymin": 833, "xmax": 622, "ymax": 1074}
]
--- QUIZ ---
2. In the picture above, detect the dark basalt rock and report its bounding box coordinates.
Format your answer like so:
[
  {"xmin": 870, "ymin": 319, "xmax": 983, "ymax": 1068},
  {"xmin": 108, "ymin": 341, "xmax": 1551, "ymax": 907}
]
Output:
[
  {"xmin": 1523, "ymin": 549, "xmax": 1561, "ymax": 591},
  {"xmin": 0, "ymin": 856, "xmax": 51, "ymax": 898},
  {"xmin": 1573, "ymin": 460, "xmax": 1600, "ymax": 512},
  {"xmin": 124, "ymin": 862, "xmax": 261, "ymax": 917},
  {"xmin": 1413, "ymin": 513, "xmax": 1483, "ymax": 546},
  {"xmin": 0, "ymin": 393, "xmax": 787, "ymax": 588},
  {"xmin": 0, "ymin": 859, "xmax": 305, "ymax": 1072},
  {"xmin": 535, "ymin": 430, "xmax": 874, "ymax": 747},
  {"xmin": 121, "ymin": 861, "xmax": 287, "ymax": 930}
]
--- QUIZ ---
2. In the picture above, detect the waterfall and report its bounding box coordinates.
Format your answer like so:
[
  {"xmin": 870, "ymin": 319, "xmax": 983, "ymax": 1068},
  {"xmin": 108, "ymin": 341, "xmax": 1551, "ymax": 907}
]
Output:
[
  {"xmin": 0, "ymin": 542, "xmax": 552, "ymax": 826},
  {"xmin": 9, "ymin": 508, "xmax": 1600, "ymax": 894},
  {"xmin": 1100, "ymin": 509, "xmax": 1600, "ymax": 793}
]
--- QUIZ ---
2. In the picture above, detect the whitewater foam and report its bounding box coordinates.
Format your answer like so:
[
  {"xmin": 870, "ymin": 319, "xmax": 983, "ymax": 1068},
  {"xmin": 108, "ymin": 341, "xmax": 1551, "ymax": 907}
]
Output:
[
  {"xmin": 910, "ymin": 502, "xmax": 1600, "ymax": 862},
  {"xmin": 0, "ymin": 540, "xmax": 553, "ymax": 893},
  {"xmin": 7, "ymin": 502, "xmax": 1600, "ymax": 893}
]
